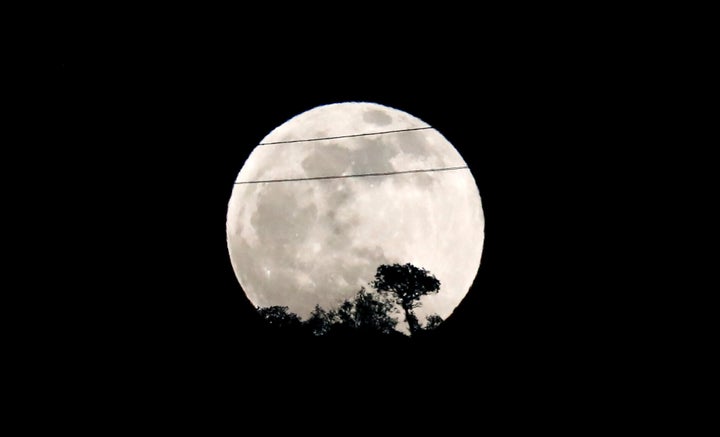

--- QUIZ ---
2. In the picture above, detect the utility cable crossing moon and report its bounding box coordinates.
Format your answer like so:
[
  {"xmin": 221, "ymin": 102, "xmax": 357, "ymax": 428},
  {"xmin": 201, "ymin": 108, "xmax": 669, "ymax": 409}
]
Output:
[
  {"xmin": 235, "ymin": 166, "xmax": 469, "ymax": 185},
  {"xmin": 236, "ymin": 127, "xmax": 469, "ymax": 185},
  {"xmin": 258, "ymin": 126, "xmax": 435, "ymax": 145}
]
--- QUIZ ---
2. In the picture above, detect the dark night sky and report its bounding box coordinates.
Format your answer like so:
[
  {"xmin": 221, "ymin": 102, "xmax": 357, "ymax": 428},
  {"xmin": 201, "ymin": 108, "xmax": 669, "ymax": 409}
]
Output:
[{"xmin": 40, "ymin": 29, "xmax": 638, "ymax": 409}]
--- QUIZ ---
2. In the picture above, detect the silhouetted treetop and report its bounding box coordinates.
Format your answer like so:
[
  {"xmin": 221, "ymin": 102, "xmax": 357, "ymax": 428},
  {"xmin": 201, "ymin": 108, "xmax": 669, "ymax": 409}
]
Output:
[
  {"xmin": 352, "ymin": 287, "xmax": 398, "ymax": 335},
  {"xmin": 371, "ymin": 263, "xmax": 440, "ymax": 336},
  {"xmin": 255, "ymin": 264, "xmax": 445, "ymax": 338},
  {"xmin": 424, "ymin": 314, "xmax": 443, "ymax": 331},
  {"xmin": 257, "ymin": 306, "xmax": 302, "ymax": 330},
  {"xmin": 257, "ymin": 288, "xmax": 401, "ymax": 338},
  {"xmin": 372, "ymin": 263, "xmax": 441, "ymax": 309},
  {"xmin": 306, "ymin": 304, "xmax": 335, "ymax": 337}
]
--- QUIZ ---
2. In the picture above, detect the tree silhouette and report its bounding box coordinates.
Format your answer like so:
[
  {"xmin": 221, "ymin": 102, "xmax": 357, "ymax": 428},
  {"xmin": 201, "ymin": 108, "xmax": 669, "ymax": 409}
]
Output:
[
  {"xmin": 337, "ymin": 299, "xmax": 356, "ymax": 329},
  {"xmin": 306, "ymin": 304, "xmax": 337, "ymax": 336},
  {"xmin": 424, "ymin": 314, "xmax": 443, "ymax": 331},
  {"xmin": 352, "ymin": 287, "xmax": 398, "ymax": 335},
  {"xmin": 371, "ymin": 263, "xmax": 440, "ymax": 336},
  {"xmin": 260, "ymin": 288, "xmax": 400, "ymax": 337},
  {"xmin": 257, "ymin": 306, "xmax": 302, "ymax": 330},
  {"xmin": 303, "ymin": 288, "xmax": 399, "ymax": 336}
]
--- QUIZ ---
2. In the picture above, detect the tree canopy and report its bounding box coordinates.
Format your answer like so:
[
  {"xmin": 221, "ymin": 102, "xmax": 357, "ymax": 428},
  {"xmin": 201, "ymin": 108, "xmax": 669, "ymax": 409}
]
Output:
[
  {"xmin": 256, "ymin": 263, "xmax": 444, "ymax": 337},
  {"xmin": 256, "ymin": 306, "xmax": 302, "ymax": 330},
  {"xmin": 371, "ymin": 263, "xmax": 440, "ymax": 335}
]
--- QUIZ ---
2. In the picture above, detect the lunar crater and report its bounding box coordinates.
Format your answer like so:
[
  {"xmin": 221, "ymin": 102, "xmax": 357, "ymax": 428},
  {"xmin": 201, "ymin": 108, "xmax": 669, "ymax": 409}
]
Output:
[{"xmin": 363, "ymin": 108, "xmax": 393, "ymax": 126}]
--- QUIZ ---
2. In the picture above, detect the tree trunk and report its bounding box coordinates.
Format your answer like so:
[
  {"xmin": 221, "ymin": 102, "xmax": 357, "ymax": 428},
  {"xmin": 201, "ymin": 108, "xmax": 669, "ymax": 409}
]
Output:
[{"xmin": 402, "ymin": 304, "xmax": 419, "ymax": 336}]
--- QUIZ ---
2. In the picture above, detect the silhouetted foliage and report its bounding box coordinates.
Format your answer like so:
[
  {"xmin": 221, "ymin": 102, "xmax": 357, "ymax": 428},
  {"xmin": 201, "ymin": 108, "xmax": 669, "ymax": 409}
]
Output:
[
  {"xmin": 304, "ymin": 288, "xmax": 399, "ymax": 336},
  {"xmin": 337, "ymin": 299, "xmax": 356, "ymax": 329},
  {"xmin": 371, "ymin": 263, "xmax": 440, "ymax": 336},
  {"xmin": 424, "ymin": 314, "xmax": 443, "ymax": 331},
  {"xmin": 256, "ymin": 264, "xmax": 443, "ymax": 338},
  {"xmin": 257, "ymin": 288, "xmax": 399, "ymax": 337},
  {"xmin": 257, "ymin": 306, "xmax": 302, "ymax": 330},
  {"xmin": 306, "ymin": 304, "xmax": 337, "ymax": 336},
  {"xmin": 351, "ymin": 287, "xmax": 398, "ymax": 334}
]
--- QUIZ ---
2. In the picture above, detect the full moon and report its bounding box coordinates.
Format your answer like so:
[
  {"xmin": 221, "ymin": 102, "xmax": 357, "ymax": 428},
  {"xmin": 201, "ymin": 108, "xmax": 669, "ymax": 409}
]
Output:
[{"xmin": 227, "ymin": 102, "xmax": 484, "ymax": 331}]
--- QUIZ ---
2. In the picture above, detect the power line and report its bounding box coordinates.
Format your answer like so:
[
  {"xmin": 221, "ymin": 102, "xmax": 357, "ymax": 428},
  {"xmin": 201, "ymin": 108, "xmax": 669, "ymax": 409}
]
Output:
[
  {"xmin": 259, "ymin": 126, "xmax": 434, "ymax": 145},
  {"xmin": 234, "ymin": 166, "xmax": 469, "ymax": 185}
]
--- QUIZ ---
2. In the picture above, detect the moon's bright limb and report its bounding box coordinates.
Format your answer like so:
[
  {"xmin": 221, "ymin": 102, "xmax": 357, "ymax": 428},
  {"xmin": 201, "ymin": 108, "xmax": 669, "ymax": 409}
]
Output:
[{"xmin": 227, "ymin": 102, "xmax": 484, "ymax": 330}]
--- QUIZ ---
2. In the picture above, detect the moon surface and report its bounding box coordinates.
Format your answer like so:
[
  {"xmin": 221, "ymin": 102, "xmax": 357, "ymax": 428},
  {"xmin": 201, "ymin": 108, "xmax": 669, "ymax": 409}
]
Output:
[{"xmin": 227, "ymin": 102, "xmax": 484, "ymax": 331}]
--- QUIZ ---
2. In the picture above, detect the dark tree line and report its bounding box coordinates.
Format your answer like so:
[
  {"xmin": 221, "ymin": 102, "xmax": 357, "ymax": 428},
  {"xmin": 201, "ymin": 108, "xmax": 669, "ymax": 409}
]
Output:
[{"xmin": 257, "ymin": 263, "xmax": 444, "ymax": 337}]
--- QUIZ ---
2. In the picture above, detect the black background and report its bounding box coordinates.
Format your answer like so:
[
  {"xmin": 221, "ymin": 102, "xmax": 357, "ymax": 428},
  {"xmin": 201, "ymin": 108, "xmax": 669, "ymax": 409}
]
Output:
[{"xmin": 38, "ymin": 24, "xmax": 639, "ymax": 420}]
